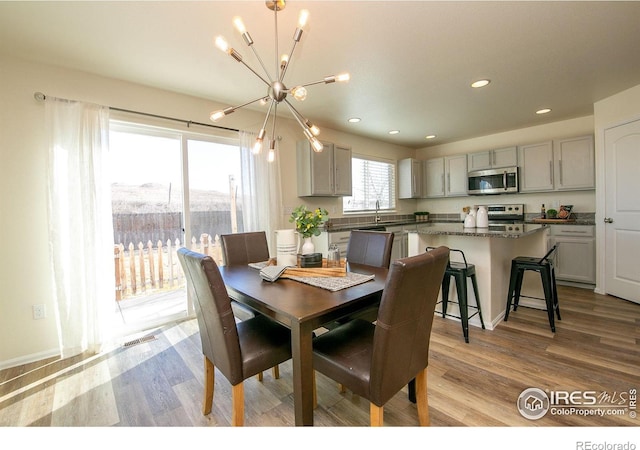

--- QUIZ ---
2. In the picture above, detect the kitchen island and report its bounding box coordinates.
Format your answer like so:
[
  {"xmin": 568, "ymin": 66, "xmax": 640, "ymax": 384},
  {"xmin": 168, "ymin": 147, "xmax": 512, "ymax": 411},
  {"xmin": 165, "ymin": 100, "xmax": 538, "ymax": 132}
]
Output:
[{"xmin": 408, "ymin": 223, "xmax": 549, "ymax": 330}]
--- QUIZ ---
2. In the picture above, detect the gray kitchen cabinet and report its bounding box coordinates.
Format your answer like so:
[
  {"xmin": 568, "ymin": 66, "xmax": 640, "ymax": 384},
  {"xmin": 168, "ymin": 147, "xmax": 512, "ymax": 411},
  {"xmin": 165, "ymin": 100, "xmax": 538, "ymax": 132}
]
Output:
[
  {"xmin": 518, "ymin": 135, "xmax": 594, "ymax": 193},
  {"xmin": 423, "ymin": 155, "xmax": 467, "ymax": 198},
  {"xmin": 553, "ymin": 135, "xmax": 595, "ymax": 191},
  {"xmin": 297, "ymin": 140, "xmax": 352, "ymax": 197},
  {"xmin": 548, "ymin": 225, "xmax": 595, "ymax": 285},
  {"xmin": 398, "ymin": 158, "xmax": 424, "ymax": 199},
  {"xmin": 467, "ymin": 146, "xmax": 517, "ymax": 171},
  {"xmin": 518, "ymin": 141, "xmax": 554, "ymax": 192}
]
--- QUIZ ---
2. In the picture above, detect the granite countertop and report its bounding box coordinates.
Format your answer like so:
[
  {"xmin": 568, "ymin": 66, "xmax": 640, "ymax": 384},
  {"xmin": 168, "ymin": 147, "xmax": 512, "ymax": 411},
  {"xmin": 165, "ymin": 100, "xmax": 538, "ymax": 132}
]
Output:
[{"xmin": 408, "ymin": 222, "xmax": 547, "ymax": 238}]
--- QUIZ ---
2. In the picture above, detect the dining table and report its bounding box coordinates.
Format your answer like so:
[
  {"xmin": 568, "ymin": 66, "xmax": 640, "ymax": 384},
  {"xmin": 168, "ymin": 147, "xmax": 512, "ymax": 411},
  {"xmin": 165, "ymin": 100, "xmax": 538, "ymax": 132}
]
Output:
[{"xmin": 218, "ymin": 262, "xmax": 388, "ymax": 426}]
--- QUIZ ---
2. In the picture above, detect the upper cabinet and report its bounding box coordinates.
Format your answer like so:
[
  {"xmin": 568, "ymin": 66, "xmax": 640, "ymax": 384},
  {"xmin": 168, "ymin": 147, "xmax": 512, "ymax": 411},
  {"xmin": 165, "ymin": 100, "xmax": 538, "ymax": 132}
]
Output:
[
  {"xmin": 297, "ymin": 140, "xmax": 352, "ymax": 197},
  {"xmin": 423, "ymin": 155, "xmax": 468, "ymax": 198},
  {"xmin": 518, "ymin": 135, "xmax": 594, "ymax": 193},
  {"xmin": 398, "ymin": 158, "xmax": 424, "ymax": 199},
  {"xmin": 467, "ymin": 146, "xmax": 517, "ymax": 172},
  {"xmin": 553, "ymin": 135, "xmax": 595, "ymax": 191}
]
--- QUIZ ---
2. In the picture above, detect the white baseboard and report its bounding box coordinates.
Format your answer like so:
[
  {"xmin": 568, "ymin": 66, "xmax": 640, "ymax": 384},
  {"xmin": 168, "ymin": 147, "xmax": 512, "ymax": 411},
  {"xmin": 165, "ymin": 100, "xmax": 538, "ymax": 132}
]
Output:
[{"xmin": 0, "ymin": 348, "xmax": 60, "ymax": 371}]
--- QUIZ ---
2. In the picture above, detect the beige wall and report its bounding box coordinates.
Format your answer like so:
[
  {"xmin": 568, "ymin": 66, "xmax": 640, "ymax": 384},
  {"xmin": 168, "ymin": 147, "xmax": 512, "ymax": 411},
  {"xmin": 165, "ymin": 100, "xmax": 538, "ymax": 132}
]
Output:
[
  {"xmin": 414, "ymin": 116, "xmax": 596, "ymax": 217},
  {"xmin": 0, "ymin": 55, "xmax": 413, "ymax": 367}
]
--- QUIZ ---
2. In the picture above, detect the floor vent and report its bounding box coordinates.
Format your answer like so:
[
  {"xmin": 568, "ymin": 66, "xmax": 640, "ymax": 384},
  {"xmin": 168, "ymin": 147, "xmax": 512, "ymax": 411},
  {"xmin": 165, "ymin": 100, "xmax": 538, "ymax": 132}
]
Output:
[{"xmin": 123, "ymin": 335, "xmax": 157, "ymax": 348}]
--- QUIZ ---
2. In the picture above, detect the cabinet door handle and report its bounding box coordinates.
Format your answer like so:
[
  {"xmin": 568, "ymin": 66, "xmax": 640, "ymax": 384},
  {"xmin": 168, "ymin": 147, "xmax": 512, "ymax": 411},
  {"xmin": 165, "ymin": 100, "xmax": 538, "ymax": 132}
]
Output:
[
  {"xmin": 549, "ymin": 161, "xmax": 553, "ymax": 185},
  {"xmin": 559, "ymin": 160, "xmax": 563, "ymax": 185},
  {"xmin": 447, "ymin": 173, "xmax": 451, "ymax": 192},
  {"xmin": 604, "ymin": 217, "xmax": 614, "ymax": 223}
]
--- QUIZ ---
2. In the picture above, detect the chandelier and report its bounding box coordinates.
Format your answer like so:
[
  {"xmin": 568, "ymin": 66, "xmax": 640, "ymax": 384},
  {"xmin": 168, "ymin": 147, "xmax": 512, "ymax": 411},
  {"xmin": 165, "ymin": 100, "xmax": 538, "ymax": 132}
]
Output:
[{"xmin": 210, "ymin": 0, "xmax": 350, "ymax": 162}]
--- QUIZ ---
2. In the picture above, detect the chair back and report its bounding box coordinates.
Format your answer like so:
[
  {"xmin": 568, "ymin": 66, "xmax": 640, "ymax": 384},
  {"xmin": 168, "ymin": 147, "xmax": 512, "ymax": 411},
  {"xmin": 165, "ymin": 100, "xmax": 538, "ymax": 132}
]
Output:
[
  {"xmin": 346, "ymin": 230, "xmax": 394, "ymax": 268},
  {"xmin": 370, "ymin": 246, "xmax": 449, "ymax": 405},
  {"xmin": 220, "ymin": 231, "xmax": 270, "ymax": 266},
  {"xmin": 538, "ymin": 244, "xmax": 558, "ymax": 264},
  {"xmin": 177, "ymin": 247, "xmax": 244, "ymax": 384}
]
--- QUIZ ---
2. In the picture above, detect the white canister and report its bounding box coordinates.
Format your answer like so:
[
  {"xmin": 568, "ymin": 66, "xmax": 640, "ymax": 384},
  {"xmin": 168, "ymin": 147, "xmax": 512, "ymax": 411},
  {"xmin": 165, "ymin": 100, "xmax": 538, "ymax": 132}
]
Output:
[
  {"xmin": 463, "ymin": 213, "xmax": 476, "ymax": 228},
  {"xmin": 275, "ymin": 229, "xmax": 297, "ymax": 266},
  {"xmin": 476, "ymin": 205, "xmax": 489, "ymax": 228}
]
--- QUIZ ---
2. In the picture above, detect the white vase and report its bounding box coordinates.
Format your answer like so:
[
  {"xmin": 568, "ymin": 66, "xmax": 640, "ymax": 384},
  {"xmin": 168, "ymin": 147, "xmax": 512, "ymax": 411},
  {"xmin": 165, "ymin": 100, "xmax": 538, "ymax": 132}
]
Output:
[
  {"xmin": 476, "ymin": 205, "xmax": 489, "ymax": 228},
  {"xmin": 301, "ymin": 237, "xmax": 315, "ymax": 255}
]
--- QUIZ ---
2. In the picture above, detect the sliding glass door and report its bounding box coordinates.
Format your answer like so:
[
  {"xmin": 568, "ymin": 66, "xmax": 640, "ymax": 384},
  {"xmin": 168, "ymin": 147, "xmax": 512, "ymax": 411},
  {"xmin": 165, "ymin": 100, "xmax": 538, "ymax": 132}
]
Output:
[{"xmin": 108, "ymin": 122, "xmax": 241, "ymax": 334}]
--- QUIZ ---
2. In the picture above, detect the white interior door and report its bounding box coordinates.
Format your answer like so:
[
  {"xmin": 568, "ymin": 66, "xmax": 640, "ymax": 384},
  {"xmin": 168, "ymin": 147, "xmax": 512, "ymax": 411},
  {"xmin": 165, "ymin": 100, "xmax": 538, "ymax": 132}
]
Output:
[{"xmin": 604, "ymin": 119, "xmax": 640, "ymax": 303}]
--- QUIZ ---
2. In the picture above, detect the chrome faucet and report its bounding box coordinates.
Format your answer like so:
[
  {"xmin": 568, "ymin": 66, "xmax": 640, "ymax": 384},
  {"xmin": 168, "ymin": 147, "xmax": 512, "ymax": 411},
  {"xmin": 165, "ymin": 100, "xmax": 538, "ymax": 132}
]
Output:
[{"xmin": 375, "ymin": 200, "xmax": 381, "ymax": 223}]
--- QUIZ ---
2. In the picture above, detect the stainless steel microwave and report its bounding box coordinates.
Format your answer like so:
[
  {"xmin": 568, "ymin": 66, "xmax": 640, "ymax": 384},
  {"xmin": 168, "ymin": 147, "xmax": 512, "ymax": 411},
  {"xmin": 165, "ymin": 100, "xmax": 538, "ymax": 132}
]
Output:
[{"xmin": 467, "ymin": 166, "xmax": 519, "ymax": 195}]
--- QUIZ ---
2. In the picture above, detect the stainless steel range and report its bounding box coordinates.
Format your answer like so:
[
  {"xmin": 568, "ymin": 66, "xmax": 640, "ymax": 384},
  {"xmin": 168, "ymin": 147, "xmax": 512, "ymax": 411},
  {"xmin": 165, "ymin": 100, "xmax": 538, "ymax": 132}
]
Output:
[{"xmin": 475, "ymin": 203, "xmax": 525, "ymax": 231}]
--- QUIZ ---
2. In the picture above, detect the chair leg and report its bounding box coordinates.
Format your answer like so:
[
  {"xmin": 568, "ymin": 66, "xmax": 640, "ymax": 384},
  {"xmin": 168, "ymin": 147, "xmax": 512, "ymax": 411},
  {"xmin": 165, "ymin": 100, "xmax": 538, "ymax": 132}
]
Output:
[
  {"xmin": 257, "ymin": 371, "xmax": 263, "ymax": 382},
  {"xmin": 540, "ymin": 268, "xmax": 556, "ymax": 332},
  {"xmin": 203, "ymin": 356, "xmax": 215, "ymax": 415},
  {"xmin": 455, "ymin": 273, "xmax": 470, "ymax": 343},
  {"xmin": 338, "ymin": 383, "xmax": 346, "ymax": 393},
  {"xmin": 313, "ymin": 372, "xmax": 318, "ymax": 409},
  {"xmin": 370, "ymin": 403, "xmax": 384, "ymax": 427},
  {"xmin": 513, "ymin": 268, "xmax": 525, "ymax": 310},
  {"xmin": 505, "ymin": 262, "xmax": 518, "ymax": 321},
  {"xmin": 551, "ymin": 267, "xmax": 561, "ymax": 320},
  {"xmin": 272, "ymin": 365, "xmax": 280, "ymax": 379},
  {"xmin": 415, "ymin": 367, "xmax": 430, "ymax": 426},
  {"xmin": 441, "ymin": 275, "xmax": 451, "ymax": 318},
  {"xmin": 231, "ymin": 383, "xmax": 244, "ymax": 426},
  {"xmin": 470, "ymin": 274, "xmax": 485, "ymax": 329}
]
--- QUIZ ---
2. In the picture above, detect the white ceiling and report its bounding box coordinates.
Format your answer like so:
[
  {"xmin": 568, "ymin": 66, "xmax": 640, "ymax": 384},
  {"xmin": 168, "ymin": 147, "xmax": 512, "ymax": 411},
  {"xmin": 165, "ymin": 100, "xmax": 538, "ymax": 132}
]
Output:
[{"xmin": 2, "ymin": 1, "xmax": 640, "ymax": 149}]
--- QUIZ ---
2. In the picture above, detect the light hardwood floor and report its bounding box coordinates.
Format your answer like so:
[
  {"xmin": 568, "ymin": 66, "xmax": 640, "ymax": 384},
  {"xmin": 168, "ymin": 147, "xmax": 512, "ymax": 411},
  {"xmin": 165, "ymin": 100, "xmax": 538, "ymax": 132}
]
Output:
[{"xmin": 1, "ymin": 285, "xmax": 638, "ymax": 427}]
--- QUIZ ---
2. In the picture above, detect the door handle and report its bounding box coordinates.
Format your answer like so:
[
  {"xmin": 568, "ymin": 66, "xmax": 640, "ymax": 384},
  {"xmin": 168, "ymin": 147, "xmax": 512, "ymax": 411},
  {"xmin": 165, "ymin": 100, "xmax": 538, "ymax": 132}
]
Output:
[{"xmin": 604, "ymin": 217, "xmax": 614, "ymax": 223}]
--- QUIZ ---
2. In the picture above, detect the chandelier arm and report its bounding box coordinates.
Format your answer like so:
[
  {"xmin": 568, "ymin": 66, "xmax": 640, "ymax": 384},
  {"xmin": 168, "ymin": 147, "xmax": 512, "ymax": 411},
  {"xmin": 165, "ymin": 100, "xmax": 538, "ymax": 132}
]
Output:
[
  {"xmin": 269, "ymin": 102, "xmax": 279, "ymax": 141},
  {"xmin": 283, "ymin": 99, "xmax": 312, "ymax": 131},
  {"xmin": 248, "ymin": 45, "xmax": 276, "ymax": 83},
  {"xmin": 273, "ymin": 3, "xmax": 280, "ymax": 83},
  {"xmin": 234, "ymin": 56, "xmax": 272, "ymax": 87},
  {"xmin": 260, "ymin": 99, "xmax": 276, "ymax": 132},
  {"xmin": 232, "ymin": 95, "xmax": 272, "ymax": 112},
  {"xmin": 279, "ymin": 39, "xmax": 299, "ymax": 82}
]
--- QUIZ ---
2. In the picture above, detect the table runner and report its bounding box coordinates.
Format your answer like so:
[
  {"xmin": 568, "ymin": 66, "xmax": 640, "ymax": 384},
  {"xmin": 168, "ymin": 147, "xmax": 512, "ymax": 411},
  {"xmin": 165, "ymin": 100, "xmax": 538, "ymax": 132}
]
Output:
[{"xmin": 286, "ymin": 272, "xmax": 375, "ymax": 292}]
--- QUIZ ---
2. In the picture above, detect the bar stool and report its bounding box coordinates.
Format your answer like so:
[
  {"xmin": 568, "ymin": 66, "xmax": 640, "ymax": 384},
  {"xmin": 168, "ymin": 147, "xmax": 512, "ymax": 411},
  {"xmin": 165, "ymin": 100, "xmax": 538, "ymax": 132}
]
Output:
[
  {"xmin": 504, "ymin": 245, "xmax": 561, "ymax": 332},
  {"xmin": 427, "ymin": 247, "xmax": 485, "ymax": 343}
]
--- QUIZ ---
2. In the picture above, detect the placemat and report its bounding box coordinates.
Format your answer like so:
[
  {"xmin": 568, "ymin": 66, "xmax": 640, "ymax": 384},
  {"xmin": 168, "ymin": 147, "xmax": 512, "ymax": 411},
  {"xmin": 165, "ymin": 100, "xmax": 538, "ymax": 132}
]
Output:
[{"xmin": 287, "ymin": 272, "xmax": 375, "ymax": 292}]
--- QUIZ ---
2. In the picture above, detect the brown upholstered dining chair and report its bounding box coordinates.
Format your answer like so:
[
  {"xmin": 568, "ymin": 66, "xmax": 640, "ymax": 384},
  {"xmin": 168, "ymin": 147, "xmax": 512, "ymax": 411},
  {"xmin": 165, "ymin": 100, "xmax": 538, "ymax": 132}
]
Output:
[
  {"xmin": 220, "ymin": 231, "xmax": 271, "ymax": 267},
  {"xmin": 346, "ymin": 230, "xmax": 394, "ymax": 268},
  {"xmin": 312, "ymin": 246, "xmax": 449, "ymax": 426},
  {"xmin": 219, "ymin": 231, "xmax": 281, "ymax": 380},
  {"xmin": 328, "ymin": 229, "xmax": 395, "ymax": 328},
  {"xmin": 177, "ymin": 247, "xmax": 291, "ymax": 426}
]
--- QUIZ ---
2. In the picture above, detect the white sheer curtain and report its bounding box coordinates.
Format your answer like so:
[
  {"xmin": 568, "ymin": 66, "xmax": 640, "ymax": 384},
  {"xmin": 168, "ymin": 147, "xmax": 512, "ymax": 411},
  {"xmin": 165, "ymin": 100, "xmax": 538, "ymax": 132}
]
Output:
[
  {"xmin": 46, "ymin": 98, "xmax": 115, "ymax": 358},
  {"xmin": 239, "ymin": 130, "xmax": 283, "ymax": 253}
]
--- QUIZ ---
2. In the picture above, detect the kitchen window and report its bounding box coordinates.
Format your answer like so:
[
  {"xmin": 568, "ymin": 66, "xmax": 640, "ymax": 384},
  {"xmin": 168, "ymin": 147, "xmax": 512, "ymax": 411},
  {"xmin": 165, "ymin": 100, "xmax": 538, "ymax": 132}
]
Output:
[{"xmin": 343, "ymin": 155, "xmax": 396, "ymax": 213}]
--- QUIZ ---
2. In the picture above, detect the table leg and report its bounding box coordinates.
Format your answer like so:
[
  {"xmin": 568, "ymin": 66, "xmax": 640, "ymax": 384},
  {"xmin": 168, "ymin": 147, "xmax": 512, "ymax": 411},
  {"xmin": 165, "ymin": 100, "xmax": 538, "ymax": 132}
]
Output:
[{"xmin": 291, "ymin": 321, "xmax": 315, "ymax": 426}]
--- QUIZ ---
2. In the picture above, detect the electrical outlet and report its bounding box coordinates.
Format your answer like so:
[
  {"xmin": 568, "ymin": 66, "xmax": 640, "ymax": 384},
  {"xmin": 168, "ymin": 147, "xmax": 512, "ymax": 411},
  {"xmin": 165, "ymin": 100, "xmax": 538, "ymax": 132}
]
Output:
[{"xmin": 32, "ymin": 304, "xmax": 46, "ymax": 320}]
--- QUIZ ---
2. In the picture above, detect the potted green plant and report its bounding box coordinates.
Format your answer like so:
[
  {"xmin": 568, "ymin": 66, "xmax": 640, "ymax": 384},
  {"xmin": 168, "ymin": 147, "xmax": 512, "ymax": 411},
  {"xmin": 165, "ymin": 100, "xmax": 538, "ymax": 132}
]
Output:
[
  {"xmin": 289, "ymin": 205, "xmax": 329, "ymax": 254},
  {"xmin": 546, "ymin": 208, "xmax": 558, "ymax": 219}
]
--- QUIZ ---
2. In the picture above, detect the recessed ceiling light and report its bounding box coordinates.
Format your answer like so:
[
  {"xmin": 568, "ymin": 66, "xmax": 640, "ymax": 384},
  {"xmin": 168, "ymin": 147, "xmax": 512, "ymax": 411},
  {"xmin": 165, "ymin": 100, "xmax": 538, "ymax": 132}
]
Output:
[
  {"xmin": 348, "ymin": 117, "xmax": 361, "ymax": 123},
  {"xmin": 388, "ymin": 130, "xmax": 400, "ymax": 135},
  {"xmin": 425, "ymin": 134, "xmax": 437, "ymax": 140},
  {"xmin": 536, "ymin": 108, "xmax": 552, "ymax": 115},
  {"xmin": 471, "ymin": 79, "xmax": 491, "ymax": 88}
]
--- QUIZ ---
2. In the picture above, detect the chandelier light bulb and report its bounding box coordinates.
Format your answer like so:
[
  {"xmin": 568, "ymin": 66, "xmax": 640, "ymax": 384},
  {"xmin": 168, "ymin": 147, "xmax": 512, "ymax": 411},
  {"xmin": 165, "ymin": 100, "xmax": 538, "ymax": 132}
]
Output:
[
  {"xmin": 233, "ymin": 16, "xmax": 246, "ymax": 34},
  {"xmin": 305, "ymin": 120, "xmax": 320, "ymax": 136},
  {"xmin": 215, "ymin": 36, "xmax": 229, "ymax": 53},
  {"xmin": 267, "ymin": 148, "xmax": 276, "ymax": 162},
  {"xmin": 280, "ymin": 54, "xmax": 289, "ymax": 71},
  {"xmin": 210, "ymin": 110, "xmax": 225, "ymax": 122},
  {"xmin": 298, "ymin": 9, "xmax": 310, "ymax": 28},
  {"xmin": 291, "ymin": 86, "xmax": 307, "ymax": 101},
  {"xmin": 253, "ymin": 139, "xmax": 263, "ymax": 155},
  {"xmin": 336, "ymin": 73, "xmax": 350, "ymax": 83},
  {"xmin": 310, "ymin": 137, "xmax": 324, "ymax": 152}
]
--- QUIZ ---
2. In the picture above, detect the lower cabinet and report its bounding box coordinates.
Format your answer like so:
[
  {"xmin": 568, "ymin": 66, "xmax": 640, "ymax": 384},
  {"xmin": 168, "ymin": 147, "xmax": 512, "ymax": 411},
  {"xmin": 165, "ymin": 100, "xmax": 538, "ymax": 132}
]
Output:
[{"xmin": 548, "ymin": 225, "xmax": 595, "ymax": 286}]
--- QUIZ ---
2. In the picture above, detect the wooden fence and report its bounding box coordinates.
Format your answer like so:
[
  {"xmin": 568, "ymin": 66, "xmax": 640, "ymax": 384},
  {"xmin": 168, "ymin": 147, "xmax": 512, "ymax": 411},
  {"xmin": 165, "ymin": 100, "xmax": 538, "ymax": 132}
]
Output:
[{"xmin": 114, "ymin": 233, "xmax": 223, "ymax": 301}]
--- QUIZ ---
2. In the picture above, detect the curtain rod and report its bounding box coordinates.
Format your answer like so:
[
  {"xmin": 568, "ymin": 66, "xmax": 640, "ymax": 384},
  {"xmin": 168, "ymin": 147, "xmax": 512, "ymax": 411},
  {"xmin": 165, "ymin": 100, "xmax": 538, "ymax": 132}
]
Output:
[{"xmin": 33, "ymin": 91, "xmax": 240, "ymax": 133}]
